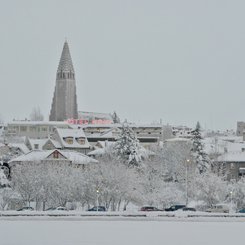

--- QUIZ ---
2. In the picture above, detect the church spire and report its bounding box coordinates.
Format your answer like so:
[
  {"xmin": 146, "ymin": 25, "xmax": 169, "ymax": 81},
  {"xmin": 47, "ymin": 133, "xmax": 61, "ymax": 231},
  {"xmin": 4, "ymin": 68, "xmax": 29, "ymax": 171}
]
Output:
[
  {"xmin": 57, "ymin": 41, "xmax": 74, "ymax": 74},
  {"xmin": 49, "ymin": 41, "xmax": 78, "ymax": 121}
]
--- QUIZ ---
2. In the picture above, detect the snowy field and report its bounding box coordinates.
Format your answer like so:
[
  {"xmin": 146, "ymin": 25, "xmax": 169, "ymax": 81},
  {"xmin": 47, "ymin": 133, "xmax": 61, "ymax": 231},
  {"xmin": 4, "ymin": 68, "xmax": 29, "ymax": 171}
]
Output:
[{"xmin": 0, "ymin": 216, "xmax": 244, "ymax": 245}]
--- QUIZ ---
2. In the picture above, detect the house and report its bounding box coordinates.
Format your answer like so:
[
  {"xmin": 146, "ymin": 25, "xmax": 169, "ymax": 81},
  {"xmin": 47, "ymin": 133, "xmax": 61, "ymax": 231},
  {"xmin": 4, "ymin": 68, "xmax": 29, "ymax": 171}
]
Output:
[
  {"xmin": 9, "ymin": 149, "xmax": 98, "ymax": 168},
  {"xmin": 25, "ymin": 137, "xmax": 62, "ymax": 151},
  {"xmin": 216, "ymin": 152, "xmax": 245, "ymax": 180},
  {"xmin": 51, "ymin": 128, "xmax": 91, "ymax": 154}
]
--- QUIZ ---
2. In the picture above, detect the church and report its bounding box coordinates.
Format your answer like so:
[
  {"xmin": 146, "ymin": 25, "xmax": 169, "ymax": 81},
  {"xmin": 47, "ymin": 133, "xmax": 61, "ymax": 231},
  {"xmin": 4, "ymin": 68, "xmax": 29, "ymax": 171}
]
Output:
[{"xmin": 49, "ymin": 41, "xmax": 78, "ymax": 121}]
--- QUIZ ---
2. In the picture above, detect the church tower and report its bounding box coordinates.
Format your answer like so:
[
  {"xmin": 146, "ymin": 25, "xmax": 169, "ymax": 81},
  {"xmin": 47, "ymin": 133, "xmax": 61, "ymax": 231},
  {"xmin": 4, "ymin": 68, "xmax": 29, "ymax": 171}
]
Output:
[{"xmin": 49, "ymin": 41, "xmax": 78, "ymax": 121}]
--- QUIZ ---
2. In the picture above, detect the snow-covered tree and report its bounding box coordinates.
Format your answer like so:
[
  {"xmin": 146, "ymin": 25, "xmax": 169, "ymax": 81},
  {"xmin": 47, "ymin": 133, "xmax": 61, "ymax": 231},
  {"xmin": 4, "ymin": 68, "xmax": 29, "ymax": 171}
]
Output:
[
  {"xmin": 191, "ymin": 122, "xmax": 210, "ymax": 173},
  {"xmin": 114, "ymin": 122, "xmax": 142, "ymax": 166},
  {"xmin": 0, "ymin": 187, "xmax": 16, "ymax": 210},
  {"xmin": 150, "ymin": 140, "xmax": 192, "ymax": 182},
  {"xmin": 189, "ymin": 171, "xmax": 228, "ymax": 207},
  {"xmin": 0, "ymin": 168, "xmax": 9, "ymax": 187},
  {"xmin": 11, "ymin": 163, "xmax": 38, "ymax": 206},
  {"xmin": 228, "ymin": 178, "xmax": 245, "ymax": 210}
]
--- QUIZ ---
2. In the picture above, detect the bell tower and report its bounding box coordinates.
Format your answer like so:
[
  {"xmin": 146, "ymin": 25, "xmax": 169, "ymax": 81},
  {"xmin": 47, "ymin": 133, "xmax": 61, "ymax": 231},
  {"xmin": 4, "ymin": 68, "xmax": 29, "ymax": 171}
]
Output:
[{"xmin": 49, "ymin": 41, "xmax": 78, "ymax": 121}]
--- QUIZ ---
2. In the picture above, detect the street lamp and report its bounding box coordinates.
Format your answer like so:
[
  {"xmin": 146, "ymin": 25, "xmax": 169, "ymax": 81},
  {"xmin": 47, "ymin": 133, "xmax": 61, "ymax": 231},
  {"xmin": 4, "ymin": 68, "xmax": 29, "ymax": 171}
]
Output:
[
  {"xmin": 230, "ymin": 191, "xmax": 233, "ymax": 212},
  {"xmin": 96, "ymin": 189, "xmax": 99, "ymax": 212},
  {"xmin": 186, "ymin": 159, "xmax": 190, "ymax": 206}
]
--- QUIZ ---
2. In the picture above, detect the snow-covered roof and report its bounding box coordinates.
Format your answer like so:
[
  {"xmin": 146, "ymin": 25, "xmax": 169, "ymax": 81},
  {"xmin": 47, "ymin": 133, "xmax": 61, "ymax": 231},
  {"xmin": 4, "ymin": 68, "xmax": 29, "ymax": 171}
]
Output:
[
  {"xmin": 87, "ymin": 148, "xmax": 106, "ymax": 156},
  {"xmin": 165, "ymin": 137, "xmax": 190, "ymax": 143},
  {"xmin": 57, "ymin": 151, "xmax": 98, "ymax": 164},
  {"xmin": 9, "ymin": 150, "xmax": 97, "ymax": 165},
  {"xmin": 217, "ymin": 152, "xmax": 245, "ymax": 162},
  {"xmin": 9, "ymin": 150, "xmax": 53, "ymax": 163},
  {"xmin": 27, "ymin": 138, "xmax": 62, "ymax": 150},
  {"xmin": 204, "ymin": 137, "xmax": 245, "ymax": 155},
  {"xmin": 8, "ymin": 121, "xmax": 70, "ymax": 126},
  {"xmin": 55, "ymin": 128, "xmax": 90, "ymax": 149},
  {"xmin": 8, "ymin": 143, "xmax": 30, "ymax": 154},
  {"xmin": 88, "ymin": 144, "xmax": 154, "ymax": 158},
  {"xmin": 80, "ymin": 123, "xmax": 164, "ymax": 129}
]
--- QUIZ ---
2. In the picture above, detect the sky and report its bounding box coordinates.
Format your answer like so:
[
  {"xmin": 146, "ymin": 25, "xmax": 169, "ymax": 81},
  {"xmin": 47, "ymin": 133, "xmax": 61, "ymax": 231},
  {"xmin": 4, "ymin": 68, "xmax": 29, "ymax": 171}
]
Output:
[{"xmin": 1, "ymin": 0, "xmax": 245, "ymax": 130}]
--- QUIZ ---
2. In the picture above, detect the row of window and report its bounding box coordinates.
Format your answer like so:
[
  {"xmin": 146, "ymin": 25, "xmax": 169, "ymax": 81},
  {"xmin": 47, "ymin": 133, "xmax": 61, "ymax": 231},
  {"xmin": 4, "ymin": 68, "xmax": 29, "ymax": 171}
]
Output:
[
  {"xmin": 63, "ymin": 137, "xmax": 86, "ymax": 145},
  {"xmin": 57, "ymin": 72, "xmax": 75, "ymax": 79}
]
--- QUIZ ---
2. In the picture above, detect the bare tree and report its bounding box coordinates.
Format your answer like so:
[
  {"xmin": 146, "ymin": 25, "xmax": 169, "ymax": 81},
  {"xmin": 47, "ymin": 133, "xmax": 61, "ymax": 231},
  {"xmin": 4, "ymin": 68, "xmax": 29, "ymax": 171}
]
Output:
[{"xmin": 30, "ymin": 106, "xmax": 44, "ymax": 121}]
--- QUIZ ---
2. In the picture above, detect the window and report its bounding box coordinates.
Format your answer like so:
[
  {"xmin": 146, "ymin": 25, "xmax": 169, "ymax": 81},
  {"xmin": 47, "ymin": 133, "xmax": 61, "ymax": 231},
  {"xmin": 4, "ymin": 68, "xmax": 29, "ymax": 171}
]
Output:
[
  {"xmin": 30, "ymin": 126, "xmax": 36, "ymax": 132},
  {"xmin": 20, "ymin": 126, "xmax": 27, "ymax": 132},
  {"xmin": 53, "ymin": 151, "xmax": 59, "ymax": 159},
  {"xmin": 63, "ymin": 137, "xmax": 73, "ymax": 144},
  {"xmin": 76, "ymin": 137, "xmax": 85, "ymax": 145}
]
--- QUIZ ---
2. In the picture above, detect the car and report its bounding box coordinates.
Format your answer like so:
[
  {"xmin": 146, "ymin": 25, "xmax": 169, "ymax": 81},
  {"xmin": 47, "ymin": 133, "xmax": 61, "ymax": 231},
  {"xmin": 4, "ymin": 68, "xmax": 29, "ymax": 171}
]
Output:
[
  {"xmin": 206, "ymin": 204, "xmax": 229, "ymax": 213},
  {"xmin": 17, "ymin": 207, "xmax": 34, "ymax": 211},
  {"xmin": 45, "ymin": 206, "xmax": 68, "ymax": 211},
  {"xmin": 165, "ymin": 205, "xmax": 186, "ymax": 212},
  {"xmin": 87, "ymin": 206, "xmax": 106, "ymax": 211},
  {"xmin": 182, "ymin": 207, "xmax": 196, "ymax": 212},
  {"xmin": 140, "ymin": 206, "xmax": 162, "ymax": 211},
  {"xmin": 238, "ymin": 208, "xmax": 245, "ymax": 213}
]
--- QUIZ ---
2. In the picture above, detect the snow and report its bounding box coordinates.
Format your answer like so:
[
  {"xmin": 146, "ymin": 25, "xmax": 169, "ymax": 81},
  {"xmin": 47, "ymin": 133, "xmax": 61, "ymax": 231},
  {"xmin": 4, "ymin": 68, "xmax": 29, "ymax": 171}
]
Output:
[
  {"xmin": 217, "ymin": 152, "xmax": 245, "ymax": 162},
  {"xmin": 9, "ymin": 149, "xmax": 98, "ymax": 165},
  {"xmin": 55, "ymin": 128, "xmax": 91, "ymax": 148},
  {"xmin": 204, "ymin": 137, "xmax": 245, "ymax": 155},
  {"xmin": 165, "ymin": 137, "xmax": 190, "ymax": 142},
  {"xmin": 8, "ymin": 143, "xmax": 30, "ymax": 154},
  {"xmin": 0, "ymin": 216, "xmax": 244, "ymax": 245},
  {"xmin": 27, "ymin": 138, "xmax": 62, "ymax": 150}
]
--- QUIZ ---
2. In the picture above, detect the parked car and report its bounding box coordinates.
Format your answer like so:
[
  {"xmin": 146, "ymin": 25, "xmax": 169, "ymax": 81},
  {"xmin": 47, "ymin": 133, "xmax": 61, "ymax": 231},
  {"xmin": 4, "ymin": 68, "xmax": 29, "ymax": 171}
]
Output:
[
  {"xmin": 140, "ymin": 206, "xmax": 162, "ymax": 211},
  {"xmin": 17, "ymin": 207, "xmax": 34, "ymax": 211},
  {"xmin": 87, "ymin": 206, "xmax": 106, "ymax": 211},
  {"xmin": 165, "ymin": 205, "xmax": 186, "ymax": 211},
  {"xmin": 206, "ymin": 204, "xmax": 229, "ymax": 213},
  {"xmin": 182, "ymin": 207, "xmax": 196, "ymax": 212},
  {"xmin": 238, "ymin": 208, "xmax": 245, "ymax": 213},
  {"xmin": 45, "ymin": 206, "xmax": 68, "ymax": 211}
]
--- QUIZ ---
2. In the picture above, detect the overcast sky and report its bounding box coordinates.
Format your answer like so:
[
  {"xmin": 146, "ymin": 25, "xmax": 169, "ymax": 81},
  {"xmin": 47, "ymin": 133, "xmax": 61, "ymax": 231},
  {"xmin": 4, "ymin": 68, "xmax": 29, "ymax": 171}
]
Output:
[{"xmin": 1, "ymin": 0, "xmax": 245, "ymax": 130}]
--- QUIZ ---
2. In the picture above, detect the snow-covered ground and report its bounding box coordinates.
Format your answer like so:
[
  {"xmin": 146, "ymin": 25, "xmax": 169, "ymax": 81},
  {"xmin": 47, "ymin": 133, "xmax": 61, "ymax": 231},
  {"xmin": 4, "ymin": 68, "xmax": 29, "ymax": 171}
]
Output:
[{"xmin": 0, "ymin": 216, "xmax": 244, "ymax": 245}]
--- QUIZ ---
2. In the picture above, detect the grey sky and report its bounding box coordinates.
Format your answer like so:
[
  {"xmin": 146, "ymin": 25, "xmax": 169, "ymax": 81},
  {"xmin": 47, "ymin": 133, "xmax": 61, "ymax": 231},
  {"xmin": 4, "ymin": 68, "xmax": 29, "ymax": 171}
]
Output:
[{"xmin": 1, "ymin": 0, "xmax": 245, "ymax": 130}]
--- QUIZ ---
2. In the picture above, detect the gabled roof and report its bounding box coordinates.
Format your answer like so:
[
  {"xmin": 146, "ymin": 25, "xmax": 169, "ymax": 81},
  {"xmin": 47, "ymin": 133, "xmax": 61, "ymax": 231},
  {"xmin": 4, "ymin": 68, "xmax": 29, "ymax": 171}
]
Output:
[
  {"xmin": 57, "ymin": 41, "xmax": 74, "ymax": 73},
  {"xmin": 54, "ymin": 128, "xmax": 90, "ymax": 149},
  {"xmin": 9, "ymin": 149, "xmax": 97, "ymax": 165},
  {"xmin": 8, "ymin": 143, "xmax": 30, "ymax": 154},
  {"xmin": 26, "ymin": 138, "xmax": 62, "ymax": 150}
]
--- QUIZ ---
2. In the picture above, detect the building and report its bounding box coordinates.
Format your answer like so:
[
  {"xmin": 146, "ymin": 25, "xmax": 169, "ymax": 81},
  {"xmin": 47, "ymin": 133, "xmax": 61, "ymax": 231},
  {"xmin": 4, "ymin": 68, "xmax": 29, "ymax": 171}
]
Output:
[
  {"xmin": 49, "ymin": 41, "xmax": 78, "ymax": 121},
  {"xmin": 25, "ymin": 137, "xmax": 62, "ymax": 151},
  {"xmin": 80, "ymin": 123, "xmax": 172, "ymax": 147},
  {"xmin": 216, "ymin": 152, "xmax": 245, "ymax": 180},
  {"xmin": 236, "ymin": 121, "xmax": 245, "ymax": 136},
  {"xmin": 5, "ymin": 121, "xmax": 71, "ymax": 139},
  {"xmin": 9, "ymin": 149, "xmax": 97, "ymax": 167},
  {"xmin": 51, "ymin": 128, "xmax": 91, "ymax": 154}
]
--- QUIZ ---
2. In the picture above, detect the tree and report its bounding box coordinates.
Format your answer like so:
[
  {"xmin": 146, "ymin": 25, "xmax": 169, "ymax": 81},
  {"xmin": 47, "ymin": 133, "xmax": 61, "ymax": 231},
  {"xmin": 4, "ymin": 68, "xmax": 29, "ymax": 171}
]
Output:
[
  {"xmin": 30, "ymin": 106, "xmax": 44, "ymax": 121},
  {"xmin": 114, "ymin": 122, "xmax": 142, "ymax": 166},
  {"xmin": 228, "ymin": 178, "xmax": 245, "ymax": 210},
  {"xmin": 111, "ymin": 111, "xmax": 120, "ymax": 124},
  {"xmin": 191, "ymin": 122, "xmax": 210, "ymax": 173},
  {"xmin": 189, "ymin": 171, "xmax": 228, "ymax": 207}
]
